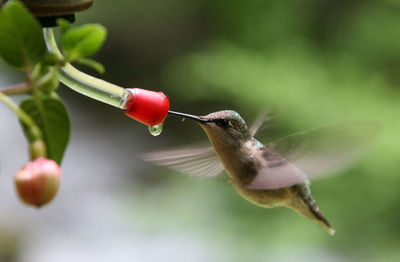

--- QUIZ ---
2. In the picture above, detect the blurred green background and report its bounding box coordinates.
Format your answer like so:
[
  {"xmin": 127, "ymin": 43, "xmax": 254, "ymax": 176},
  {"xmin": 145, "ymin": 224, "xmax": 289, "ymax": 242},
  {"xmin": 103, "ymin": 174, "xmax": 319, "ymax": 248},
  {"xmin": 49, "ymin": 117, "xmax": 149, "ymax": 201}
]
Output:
[{"xmin": 1, "ymin": 0, "xmax": 400, "ymax": 261}]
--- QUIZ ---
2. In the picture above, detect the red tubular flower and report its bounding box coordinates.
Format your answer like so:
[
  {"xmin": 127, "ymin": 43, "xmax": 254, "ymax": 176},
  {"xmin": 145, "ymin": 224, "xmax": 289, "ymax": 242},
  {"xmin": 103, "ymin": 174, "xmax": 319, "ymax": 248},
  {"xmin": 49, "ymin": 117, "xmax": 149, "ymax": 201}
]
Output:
[
  {"xmin": 14, "ymin": 158, "xmax": 62, "ymax": 208},
  {"xmin": 124, "ymin": 88, "xmax": 170, "ymax": 126}
]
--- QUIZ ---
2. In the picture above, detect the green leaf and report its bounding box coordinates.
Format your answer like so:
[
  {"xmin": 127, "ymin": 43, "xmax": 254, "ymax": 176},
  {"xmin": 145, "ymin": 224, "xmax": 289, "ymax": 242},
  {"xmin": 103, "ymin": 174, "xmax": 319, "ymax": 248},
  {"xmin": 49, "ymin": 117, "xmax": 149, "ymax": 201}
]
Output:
[
  {"xmin": 56, "ymin": 18, "xmax": 71, "ymax": 34},
  {"xmin": 20, "ymin": 95, "xmax": 70, "ymax": 164},
  {"xmin": 0, "ymin": 0, "xmax": 47, "ymax": 69},
  {"xmin": 75, "ymin": 57, "xmax": 105, "ymax": 74},
  {"xmin": 41, "ymin": 52, "xmax": 59, "ymax": 66},
  {"xmin": 61, "ymin": 24, "xmax": 107, "ymax": 61}
]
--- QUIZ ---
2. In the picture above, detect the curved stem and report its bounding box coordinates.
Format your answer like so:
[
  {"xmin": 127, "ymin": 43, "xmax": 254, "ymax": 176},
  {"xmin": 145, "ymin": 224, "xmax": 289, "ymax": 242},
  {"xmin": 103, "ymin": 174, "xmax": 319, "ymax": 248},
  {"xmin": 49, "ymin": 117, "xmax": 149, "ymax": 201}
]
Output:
[
  {"xmin": 1, "ymin": 82, "xmax": 30, "ymax": 95},
  {"xmin": 35, "ymin": 63, "xmax": 60, "ymax": 88},
  {"xmin": 0, "ymin": 92, "xmax": 37, "ymax": 128},
  {"xmin": 43, "ymin": 28, "xmax": 128, "ymax": 109}
]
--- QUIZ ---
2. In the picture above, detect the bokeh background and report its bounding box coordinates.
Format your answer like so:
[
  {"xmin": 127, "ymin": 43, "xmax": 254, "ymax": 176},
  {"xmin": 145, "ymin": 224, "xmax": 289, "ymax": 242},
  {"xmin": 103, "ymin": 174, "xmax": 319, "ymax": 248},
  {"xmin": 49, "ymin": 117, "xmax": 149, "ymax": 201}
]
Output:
[{"xmin": 1, "ymin": 0, "xmax": 400, "ymax": 261}]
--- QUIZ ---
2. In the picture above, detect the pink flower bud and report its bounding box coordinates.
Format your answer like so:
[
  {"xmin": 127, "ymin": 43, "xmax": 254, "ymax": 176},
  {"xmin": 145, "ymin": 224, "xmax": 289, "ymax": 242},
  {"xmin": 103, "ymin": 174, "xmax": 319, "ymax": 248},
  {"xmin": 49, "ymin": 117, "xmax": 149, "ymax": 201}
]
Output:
[{"xmin": 14, "ymin": 158, "xmax": 62, "ymax": 208}]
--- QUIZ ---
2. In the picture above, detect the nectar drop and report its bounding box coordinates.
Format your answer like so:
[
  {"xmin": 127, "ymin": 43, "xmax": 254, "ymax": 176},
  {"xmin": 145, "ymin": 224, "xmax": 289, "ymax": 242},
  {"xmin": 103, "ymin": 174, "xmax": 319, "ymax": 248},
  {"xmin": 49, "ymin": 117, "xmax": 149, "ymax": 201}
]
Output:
[{"xmin": 148, "ymin": 124, "xmax": 163, "ymax": 136}]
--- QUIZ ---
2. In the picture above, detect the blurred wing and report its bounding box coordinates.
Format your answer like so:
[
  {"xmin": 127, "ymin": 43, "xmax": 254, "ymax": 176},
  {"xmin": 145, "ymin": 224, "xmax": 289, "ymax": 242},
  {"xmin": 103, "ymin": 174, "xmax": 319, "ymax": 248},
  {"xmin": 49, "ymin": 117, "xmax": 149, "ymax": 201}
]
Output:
[
  {"xmin": 272, "ymin": 120, "xmax": 380, "ymax": 179},
  {"xmin": 249, "ymin": 111, "xmax": 270, "ymax": 137},
  {"xmin": 248, "ymin": 120, "xmax": 380, "ymax": 190},
  {"xmin": 247, "ymin": 147, "xmax": 309, "ymax": 190},
  {"xmin": 140, "ymin": 145, "xmax": 224, "ymax": 177}
]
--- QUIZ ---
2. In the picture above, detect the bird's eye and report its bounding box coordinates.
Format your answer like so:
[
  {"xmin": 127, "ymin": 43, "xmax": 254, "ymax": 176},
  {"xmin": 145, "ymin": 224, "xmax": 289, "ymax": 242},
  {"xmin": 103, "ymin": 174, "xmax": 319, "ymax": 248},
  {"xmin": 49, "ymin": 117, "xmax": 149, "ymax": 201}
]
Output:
[{"xmin": 216, "ymin": 119, "xmax": 230, "ymax": 129}]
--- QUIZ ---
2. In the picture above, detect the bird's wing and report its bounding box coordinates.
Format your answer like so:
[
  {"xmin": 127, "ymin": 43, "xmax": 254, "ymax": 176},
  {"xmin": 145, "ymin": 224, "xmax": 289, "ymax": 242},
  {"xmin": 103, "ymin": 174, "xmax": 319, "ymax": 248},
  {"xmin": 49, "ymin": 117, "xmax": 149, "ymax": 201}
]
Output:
[
  {"xmin": 249, "ymin": 111, "xmax": 271, "ymax": 137},
  {"xmin": 248, "ymin": 120, "xmax": 380, "ymax": 190},
  {"xmin": 140, "ymin": 145, "xmax": 224, "ymax": 177},
  {"xmin": 271, "ymin": 120, "xmax": 380, "ymax": 180},
  {"xmin": 246, "ymin": 146, "xmax": 309, "ymax": 190}
]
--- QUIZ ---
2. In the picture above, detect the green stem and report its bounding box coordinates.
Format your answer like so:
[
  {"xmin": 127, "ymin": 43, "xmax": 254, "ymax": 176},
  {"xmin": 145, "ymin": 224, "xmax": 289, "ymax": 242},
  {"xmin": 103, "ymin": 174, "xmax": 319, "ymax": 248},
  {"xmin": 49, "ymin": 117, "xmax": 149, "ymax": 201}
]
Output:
[
  {"xmin": 0, "ymin": 92, "xmax": 37, "ymax": 129},
  {"xmin": 43, "ymin": 28, "xmax": 127, "ymax": 109},
  {"xmin": 35, "ymin": 63, "xmax": 61, "ymax": 88},
  {"xmin": 1, "ymin": 82, "xmax": 30, "ymax": 95}
]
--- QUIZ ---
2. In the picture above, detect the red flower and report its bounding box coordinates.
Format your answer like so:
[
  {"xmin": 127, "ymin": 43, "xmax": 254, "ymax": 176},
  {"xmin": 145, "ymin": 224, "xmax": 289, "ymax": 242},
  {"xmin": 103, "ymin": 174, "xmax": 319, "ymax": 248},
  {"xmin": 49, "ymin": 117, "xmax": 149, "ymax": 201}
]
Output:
[{"xmin": 124, "ymin": 88, "xmax": 169, "ymax": 126}]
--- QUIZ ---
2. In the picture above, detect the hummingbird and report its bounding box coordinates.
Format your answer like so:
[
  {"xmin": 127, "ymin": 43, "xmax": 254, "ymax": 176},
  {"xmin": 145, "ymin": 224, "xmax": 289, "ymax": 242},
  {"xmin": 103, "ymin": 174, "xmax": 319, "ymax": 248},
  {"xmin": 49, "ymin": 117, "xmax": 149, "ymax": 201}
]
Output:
[{"xmin": 142, "ymin": 110, "xmax": 378, "ymax": 235}]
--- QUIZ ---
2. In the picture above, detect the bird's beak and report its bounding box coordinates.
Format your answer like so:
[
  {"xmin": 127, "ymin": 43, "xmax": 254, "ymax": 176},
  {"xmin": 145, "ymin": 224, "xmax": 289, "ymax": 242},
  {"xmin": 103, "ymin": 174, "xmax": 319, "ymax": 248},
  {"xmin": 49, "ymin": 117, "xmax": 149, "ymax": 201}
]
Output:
[{"xmin": 168, "ymin": 110, "xmax": 209, "ymax": 123}]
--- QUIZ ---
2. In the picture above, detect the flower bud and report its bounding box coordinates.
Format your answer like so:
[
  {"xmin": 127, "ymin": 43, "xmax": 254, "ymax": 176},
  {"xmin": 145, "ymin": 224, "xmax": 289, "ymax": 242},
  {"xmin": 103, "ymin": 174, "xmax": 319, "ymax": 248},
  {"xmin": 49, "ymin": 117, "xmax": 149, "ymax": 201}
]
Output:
[{"xmin": 14, "ymin": 158, "xmax": 61, "ymax": 208}]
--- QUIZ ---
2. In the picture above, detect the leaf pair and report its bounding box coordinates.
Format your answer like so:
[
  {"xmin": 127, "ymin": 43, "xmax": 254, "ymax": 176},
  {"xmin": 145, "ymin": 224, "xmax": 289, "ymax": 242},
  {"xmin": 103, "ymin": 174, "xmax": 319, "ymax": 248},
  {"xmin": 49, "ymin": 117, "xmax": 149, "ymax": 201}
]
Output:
[
  {"xmin": 0, "ymin": 1, "xmax": 71, "ymax": 164},
  {"xmin": 0, "ymin": 1, "xmax": 110, "ymax": 164},
  {"xmin": 0, "ymin": 0, "xmax": 107, "ymax": 72},
  {"xmin": 59, "ymin": 19, "xmax": 107, "ymax": 73}
]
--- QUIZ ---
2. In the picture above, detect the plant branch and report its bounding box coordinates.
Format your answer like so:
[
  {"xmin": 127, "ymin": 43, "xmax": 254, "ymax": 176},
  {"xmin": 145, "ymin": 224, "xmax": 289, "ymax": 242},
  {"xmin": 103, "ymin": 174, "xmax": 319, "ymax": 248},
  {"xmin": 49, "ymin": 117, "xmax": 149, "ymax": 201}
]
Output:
[
  {"xmin": 34, "ymin": 63, "xmax": 61, "ymax": 88},
  {"xmin": 43, "ymin": 28, "xmax": 126, "ymax": 109},
  {"xmin": 0, "ymin": 92, "xmax": 37, "ymax": 129},
  {"xmin": 0, "ymin": 82, "xmax": 30, "ymax": 95}
]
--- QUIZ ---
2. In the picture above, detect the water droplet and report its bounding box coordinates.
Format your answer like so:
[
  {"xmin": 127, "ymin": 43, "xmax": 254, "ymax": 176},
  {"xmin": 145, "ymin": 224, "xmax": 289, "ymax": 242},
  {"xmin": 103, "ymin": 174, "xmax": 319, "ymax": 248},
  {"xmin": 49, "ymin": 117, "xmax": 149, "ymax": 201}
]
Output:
[{"xmin": 148, "ymin": 124, "xmax": 163, "ymax": 136}]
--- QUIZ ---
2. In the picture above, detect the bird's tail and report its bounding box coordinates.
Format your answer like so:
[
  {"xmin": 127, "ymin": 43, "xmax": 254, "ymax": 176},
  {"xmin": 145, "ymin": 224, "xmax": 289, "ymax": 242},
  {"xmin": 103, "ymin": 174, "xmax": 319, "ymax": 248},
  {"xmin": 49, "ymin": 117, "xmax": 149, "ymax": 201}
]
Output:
[{"xmin": 288, "ymin": 184, "xmax": 335, "ymax": 236}]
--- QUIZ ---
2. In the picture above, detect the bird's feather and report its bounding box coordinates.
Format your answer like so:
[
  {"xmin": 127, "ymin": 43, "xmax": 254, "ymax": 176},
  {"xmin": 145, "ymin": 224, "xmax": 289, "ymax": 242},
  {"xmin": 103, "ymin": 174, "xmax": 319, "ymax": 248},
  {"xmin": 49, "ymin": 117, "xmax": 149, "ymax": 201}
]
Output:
[
  {"xmin": 249, "ymin": 111, "xmax": 271, "ymax": 137},
  {"xmin": 246, "ymin": 146, "xmax": 309, "ymax": 190},
  {"xmin": 247, "ymin": 120, "xmax": 380, "ymax": 190},
  {"xmin": 140, "ymin": 145, "xmax": 224, "ymax": 177},
  {"xmin": 268, "ymin": 120, "xmax": 380, "ymax": 180}
]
